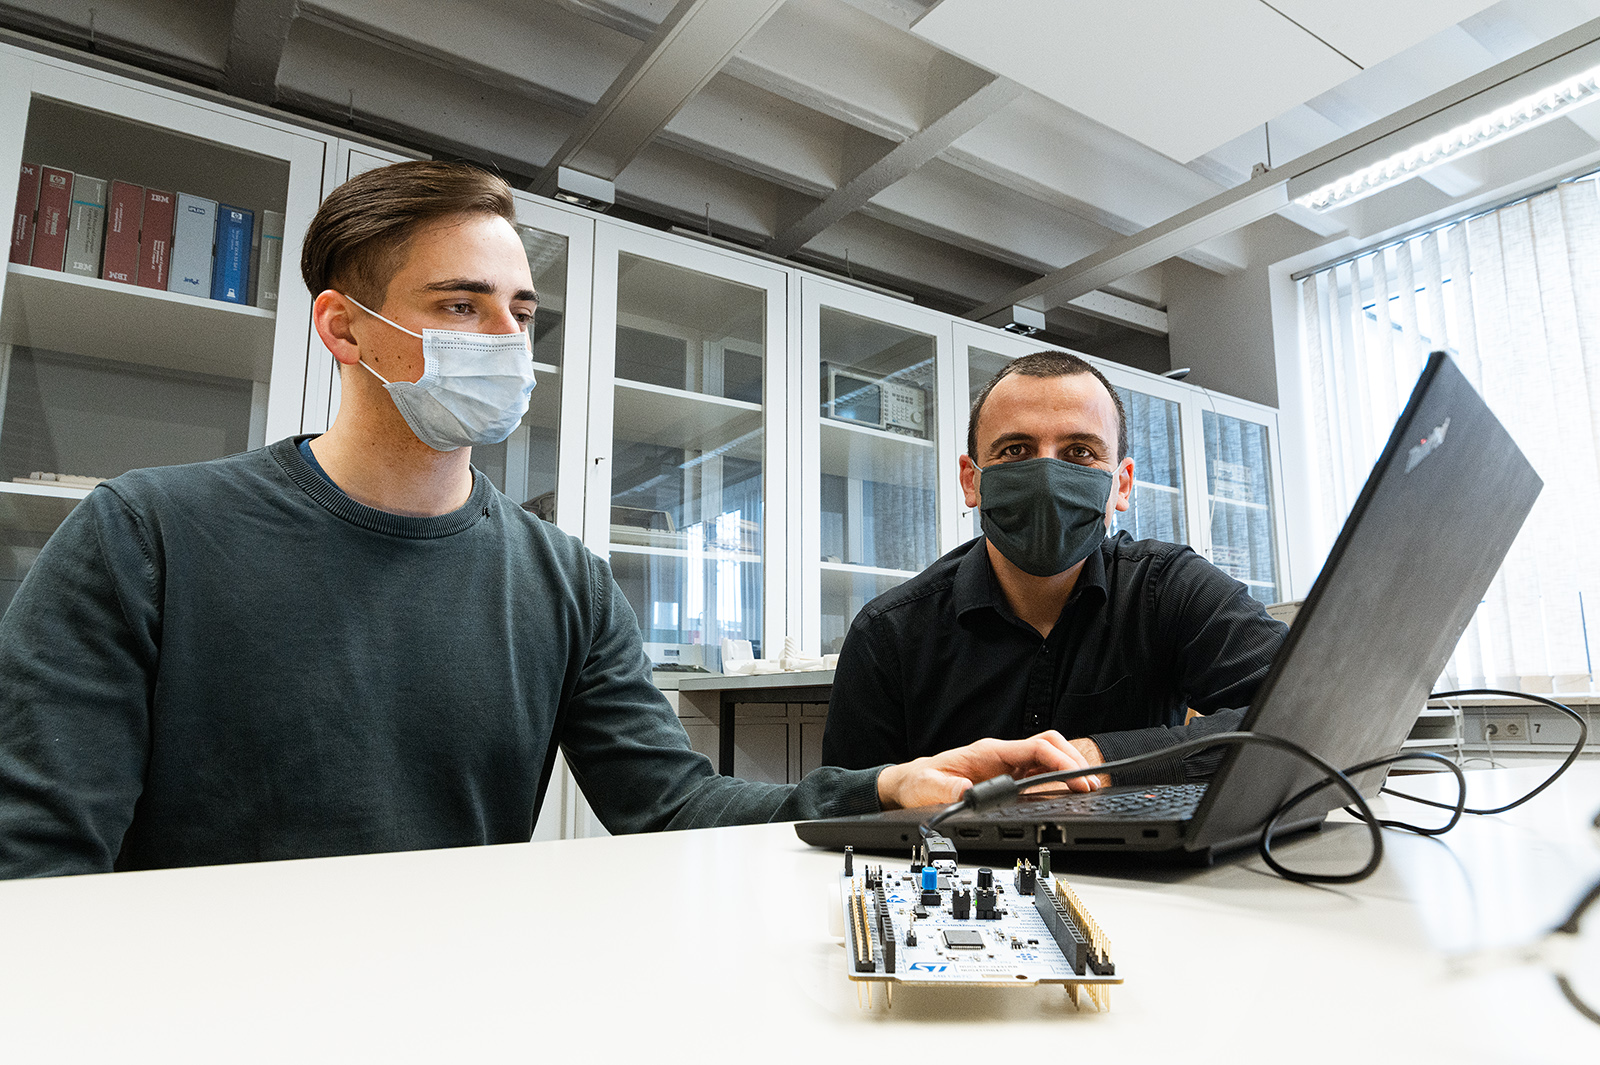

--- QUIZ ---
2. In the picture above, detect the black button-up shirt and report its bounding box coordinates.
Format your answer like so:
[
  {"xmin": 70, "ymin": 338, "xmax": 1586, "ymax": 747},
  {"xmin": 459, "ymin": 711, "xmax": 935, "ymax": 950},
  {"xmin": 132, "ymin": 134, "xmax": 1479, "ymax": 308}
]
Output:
[{"xmin": 821, "ymin": 533, "xmax": 1288, "ymax": 784}]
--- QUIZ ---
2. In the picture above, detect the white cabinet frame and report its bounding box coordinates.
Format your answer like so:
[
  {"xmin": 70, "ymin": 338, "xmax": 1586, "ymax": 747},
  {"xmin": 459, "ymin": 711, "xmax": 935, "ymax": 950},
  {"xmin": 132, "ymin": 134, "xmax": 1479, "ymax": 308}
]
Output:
[
  {"xmin": 303, "ymin": 139, "xmax": 421, "ymax": 435},
  {"xmin": 509, "ymin": 194, "xmax": 596, "ymax": 541},
  {"xmin": 798, "ymin": 277, "xmax": 959, "ymax": 653},
  {"xmin": 4, "ymin": 54, "xmax": 328, "ymax": 448},
  {"xmin": 1187, "ymin": 388, "xmax": 1292, "ymax": 603},
  {"xmin": 586, "ymin": 225, "xmax": 791, "ymax": 661}
]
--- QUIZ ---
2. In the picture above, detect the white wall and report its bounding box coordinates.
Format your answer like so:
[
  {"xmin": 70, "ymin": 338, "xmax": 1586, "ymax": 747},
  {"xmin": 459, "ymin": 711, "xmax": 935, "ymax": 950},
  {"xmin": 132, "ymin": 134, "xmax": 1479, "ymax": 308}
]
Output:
[
  {"xmin": 1163, "ymin": 215, "xmax": 1328, "ymax": 409},
  {"xmin": 1163, "ymin": 214, "xmax": 1338, "ymax": 600}
]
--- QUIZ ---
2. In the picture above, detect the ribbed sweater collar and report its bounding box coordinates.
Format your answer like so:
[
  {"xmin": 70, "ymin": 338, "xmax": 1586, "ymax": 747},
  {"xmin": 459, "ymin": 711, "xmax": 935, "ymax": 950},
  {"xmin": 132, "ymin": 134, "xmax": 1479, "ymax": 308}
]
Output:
[{"xmin": 269, "ymin": 436, "xmax": 493, "ymax": 540}]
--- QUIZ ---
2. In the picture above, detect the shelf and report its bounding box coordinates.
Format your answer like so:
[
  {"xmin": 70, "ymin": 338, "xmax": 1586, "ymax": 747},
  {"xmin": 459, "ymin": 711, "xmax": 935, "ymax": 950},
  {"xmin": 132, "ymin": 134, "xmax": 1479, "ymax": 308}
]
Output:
[
  {"xmin": 612, "ymin": 380, "xmax": 762, "ymax": 460},
  {"xmin": 820, "ymin": 560, "xmax": 917, "ymax": 580},
  {"xmin": 610, "ymin": 542, "xmax": 760, "ymax": 564},
  {"xmin": 2, "ymin": 265, "xmax": 276, "ymax": 382},
  {"xmin": 23, "ymin": 97, "xmax": 290, "ymax": 221},
  {"xmin": 0, "ymin": 480, "xmax": 92, "ymax": 533},
  {"xmin": 818, "ymin": 418, "xmax": 936, "ymax": 488},
  {"xmin": 1208, "ymin": 494, "xmax": 1269, "ymax": 511}
]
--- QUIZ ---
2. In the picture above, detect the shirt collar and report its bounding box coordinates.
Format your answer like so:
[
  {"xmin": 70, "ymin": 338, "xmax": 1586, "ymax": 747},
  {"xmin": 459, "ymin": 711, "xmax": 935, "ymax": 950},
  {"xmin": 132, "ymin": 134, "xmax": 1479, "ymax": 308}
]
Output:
[
  {"xmin": 953, "ymin": 533, "xmax": 1115, "ymax": 622},
  {"xmin": 953, "ymin": 538, "xmax": 999, "ymax": 618}
]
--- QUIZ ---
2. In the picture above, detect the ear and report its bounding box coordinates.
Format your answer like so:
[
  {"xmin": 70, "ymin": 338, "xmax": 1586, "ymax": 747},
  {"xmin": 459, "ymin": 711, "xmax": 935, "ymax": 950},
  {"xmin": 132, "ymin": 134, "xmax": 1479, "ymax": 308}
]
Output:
[
  {"xmin": 959, "ymin": 454, "xmax": 980, "ymax": 509},
  {"xmin": 1111, "ymin": 456, "xmax": 1134, "ymax": 514},
  {"xmin": 313, "ymin": 290, "xmax": 364, "ymax": 368}
]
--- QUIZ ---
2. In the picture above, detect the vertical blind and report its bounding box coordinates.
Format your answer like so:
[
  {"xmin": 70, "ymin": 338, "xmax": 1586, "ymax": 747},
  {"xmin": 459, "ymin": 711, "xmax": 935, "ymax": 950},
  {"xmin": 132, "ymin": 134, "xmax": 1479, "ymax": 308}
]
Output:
[{"xmin": 1298, "ymin": 174, "xmax": 1600, "ymax": 690}]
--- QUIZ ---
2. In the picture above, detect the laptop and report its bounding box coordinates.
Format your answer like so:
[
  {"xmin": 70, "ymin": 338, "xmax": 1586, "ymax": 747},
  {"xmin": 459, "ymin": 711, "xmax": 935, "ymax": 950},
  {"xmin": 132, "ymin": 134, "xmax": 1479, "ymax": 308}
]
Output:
[{"xmin": 797, "ymin": 352, "xmax": 1543, "ymax": 863}]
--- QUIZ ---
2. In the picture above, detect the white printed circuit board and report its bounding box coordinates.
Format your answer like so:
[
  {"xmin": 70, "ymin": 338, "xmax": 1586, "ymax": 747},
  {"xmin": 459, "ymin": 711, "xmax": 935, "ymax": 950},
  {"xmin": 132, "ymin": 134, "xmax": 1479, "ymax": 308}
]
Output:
[{"xmin": 839, "ymin": 838, "xmax": 1121, "ymax": 1011}]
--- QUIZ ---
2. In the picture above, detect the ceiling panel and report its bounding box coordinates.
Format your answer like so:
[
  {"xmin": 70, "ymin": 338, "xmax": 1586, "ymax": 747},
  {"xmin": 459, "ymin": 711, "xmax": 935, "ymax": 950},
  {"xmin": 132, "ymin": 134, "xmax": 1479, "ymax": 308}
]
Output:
[
  {"xmin": 1270, "ymin": 0, "xmax": 1500, "ymax": 67},
  {"xmin": 5, "ymin": 0, "xmax": 1600, "ymax": 333},
  {"xmin": 911, "ymin": 0, "xmax": 1358, "ymax": 162}
]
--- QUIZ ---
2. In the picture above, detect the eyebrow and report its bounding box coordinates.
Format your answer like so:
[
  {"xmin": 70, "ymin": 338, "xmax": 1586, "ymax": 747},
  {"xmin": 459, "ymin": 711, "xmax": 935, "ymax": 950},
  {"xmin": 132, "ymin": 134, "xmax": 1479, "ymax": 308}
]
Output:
[{"xmin": 422, "ymin": 278, "xmax": 539, "ymax": 303}]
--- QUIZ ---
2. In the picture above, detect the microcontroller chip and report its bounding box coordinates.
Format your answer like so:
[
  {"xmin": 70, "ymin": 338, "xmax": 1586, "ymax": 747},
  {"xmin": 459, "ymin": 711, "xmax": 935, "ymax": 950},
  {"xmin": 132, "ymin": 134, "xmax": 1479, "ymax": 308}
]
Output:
[{"xmin": 942, "ymin": 928, "xmax": 986, "ymax": 950}]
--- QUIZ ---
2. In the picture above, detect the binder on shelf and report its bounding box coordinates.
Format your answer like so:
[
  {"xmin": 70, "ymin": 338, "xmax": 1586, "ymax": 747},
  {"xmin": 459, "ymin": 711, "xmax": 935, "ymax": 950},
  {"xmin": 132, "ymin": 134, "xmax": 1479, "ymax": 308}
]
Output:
[
  {"xmin": 137, "ymin": 188, "xmax": 175, "ymax": 290},
  {"xmin": 100, "ymin": 180, "xmax": 144, "ymax": 284},
  {"xmin": 10, "ymin": 161, "xmax": 40, "ymax": 265},
  {"xmin": 167, "ymin": 192, "xmax": 216, "ymax": 298},
  {"xmin": 210, "ymin": 203, "xmax": 253, "ymax": 304},
  {"xmin": 256, "ymin": 209, "xmax": 284, "ymax": 311},
  {"xmin": 247, "ymin": 209, "xmax": 261, "ymax": 306},
  {"xmin": 63, "ymin": 175, "xmax": 108, "ymax": 278},
  {"xmin": 29, "ymin": 166, "xmax": 73, "ymax": 271}
]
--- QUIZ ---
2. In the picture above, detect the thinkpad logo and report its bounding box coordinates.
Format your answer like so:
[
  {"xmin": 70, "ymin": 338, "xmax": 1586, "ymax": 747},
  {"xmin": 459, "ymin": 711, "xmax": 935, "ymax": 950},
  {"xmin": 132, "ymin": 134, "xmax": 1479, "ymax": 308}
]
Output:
[{"xmin": 1405, "ymin": 417, "xmax": 1450, "ymax": 473}]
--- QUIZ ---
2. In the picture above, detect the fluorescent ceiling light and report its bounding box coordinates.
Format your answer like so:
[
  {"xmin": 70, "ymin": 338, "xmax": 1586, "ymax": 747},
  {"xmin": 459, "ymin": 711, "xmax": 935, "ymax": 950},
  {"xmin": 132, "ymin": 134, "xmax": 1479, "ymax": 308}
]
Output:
[{"xmin": 1296, "ymin": 62, "xmax": 1600, "ymax": 211}]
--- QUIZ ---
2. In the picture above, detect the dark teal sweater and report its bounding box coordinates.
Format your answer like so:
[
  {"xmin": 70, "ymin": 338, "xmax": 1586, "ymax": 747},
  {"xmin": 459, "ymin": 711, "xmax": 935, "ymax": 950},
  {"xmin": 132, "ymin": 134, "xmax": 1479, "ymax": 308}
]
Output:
[{"xmin": 0, "ymin": 438, "xmax": 880, "ymax": 877}]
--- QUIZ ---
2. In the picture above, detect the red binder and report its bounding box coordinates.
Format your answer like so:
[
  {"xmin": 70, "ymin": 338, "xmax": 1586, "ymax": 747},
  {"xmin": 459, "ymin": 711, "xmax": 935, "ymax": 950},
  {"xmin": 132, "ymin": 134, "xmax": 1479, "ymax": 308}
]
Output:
[
  {"xmin": 10, "ymin": 161, "xmax": 40, "ymax": 265},
  {"xmin": 101, "ymin": 180, "xmax": 144, "ymax": 284},
  {"xmin": 137, "ymin": 187, "xmax": 175, "ymax": 289},
  {"xmin": 29, "ymin": 166, "xmax": 73, "ymax": 271}
]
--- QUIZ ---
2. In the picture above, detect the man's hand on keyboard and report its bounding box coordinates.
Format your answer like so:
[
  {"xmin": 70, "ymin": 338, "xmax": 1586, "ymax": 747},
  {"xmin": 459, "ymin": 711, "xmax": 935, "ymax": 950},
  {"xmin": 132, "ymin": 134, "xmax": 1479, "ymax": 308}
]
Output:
[
  {"xmin": 1068, "ymin": 737, "xmax": 1112, "ymax": 790},
  {"xmin": 875, "ymin": 730, "xmax": 1103, "ymax": 810}
]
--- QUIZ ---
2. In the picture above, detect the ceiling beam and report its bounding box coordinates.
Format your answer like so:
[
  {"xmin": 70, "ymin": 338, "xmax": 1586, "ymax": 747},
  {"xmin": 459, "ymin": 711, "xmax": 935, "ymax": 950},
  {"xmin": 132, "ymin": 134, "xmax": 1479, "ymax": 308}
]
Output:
[
  {"xmin": 223, "ymin": 0, "xmax": 300, "ymax": 104},
  {"xmin": 966, "ymin": 12, "xmax": 1600, "ymax": 321},
  {"xmin": 764, "ymin": 70, "xmax": 1023, "ymax": 258},
  {"xmin": 530, "ymin": 0, "xmax": 787, "ymax": 197},
  {"xmin": 965, "ymin": 177, "xmax": 1290, "ymax": 321}
]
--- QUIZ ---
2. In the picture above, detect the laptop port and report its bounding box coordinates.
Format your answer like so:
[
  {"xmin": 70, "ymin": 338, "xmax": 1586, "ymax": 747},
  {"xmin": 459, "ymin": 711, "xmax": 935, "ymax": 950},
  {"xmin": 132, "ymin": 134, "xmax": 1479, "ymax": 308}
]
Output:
[
  {"xmin": 1039, "ymin": 824, "xmax": 1066, "ymax": 845},
  {"xmin": 956, "ymin": 827, "xmax": 982, "ymax": 839},
  {"xmin": 1073, "ymin": 837, "xmax": 1126, "ymax": 846},
  {"xmin": 998, "ymin": 827, "xmax": 1026, "ymax": 841}
]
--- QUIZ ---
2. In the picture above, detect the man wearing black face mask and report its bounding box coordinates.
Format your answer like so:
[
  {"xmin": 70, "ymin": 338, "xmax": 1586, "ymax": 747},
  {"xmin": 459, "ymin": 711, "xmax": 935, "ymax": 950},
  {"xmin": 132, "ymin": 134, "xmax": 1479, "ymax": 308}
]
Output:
[{"xmin": 821, "ymin": 351, "xmax": 1288, "ymax": 786}]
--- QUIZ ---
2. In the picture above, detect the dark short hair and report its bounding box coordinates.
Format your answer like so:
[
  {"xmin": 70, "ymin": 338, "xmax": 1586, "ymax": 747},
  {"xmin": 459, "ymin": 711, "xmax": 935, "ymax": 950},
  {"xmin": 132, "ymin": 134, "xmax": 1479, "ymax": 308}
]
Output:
[
  {"xmin": 967, "ymin": 351, "xmax": 1128, "ymax": 462},
  {"xmin": 300, "ymin": 160, "xmax": 518, "ymax": 307}
]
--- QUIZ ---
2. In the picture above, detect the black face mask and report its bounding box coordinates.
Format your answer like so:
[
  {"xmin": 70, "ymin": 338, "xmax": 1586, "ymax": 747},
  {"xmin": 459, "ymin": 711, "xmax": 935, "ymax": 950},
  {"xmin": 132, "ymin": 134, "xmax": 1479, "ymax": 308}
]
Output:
[{"xmin": 974, "ymin": 457, "xmax": 1115, "ymax": 577}]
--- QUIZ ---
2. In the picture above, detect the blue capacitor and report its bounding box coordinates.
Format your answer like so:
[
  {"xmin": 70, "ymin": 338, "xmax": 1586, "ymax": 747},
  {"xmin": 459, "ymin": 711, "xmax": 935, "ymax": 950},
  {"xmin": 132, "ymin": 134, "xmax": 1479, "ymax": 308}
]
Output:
[{"xmin": 921, "ymin": 866, "xmax": 938, "ymax": 892}]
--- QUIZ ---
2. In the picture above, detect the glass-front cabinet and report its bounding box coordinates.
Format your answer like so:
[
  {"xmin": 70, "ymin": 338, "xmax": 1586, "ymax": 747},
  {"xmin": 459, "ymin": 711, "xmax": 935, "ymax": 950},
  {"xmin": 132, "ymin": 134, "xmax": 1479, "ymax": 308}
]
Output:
[
  {"xmin": 469, "ymin": 197, "xmax": 594, "ymax": 538},
  {"xmin": 959, "ymin": 341, "xmax": 1011, "ymax": 542},
  {"xmin": 587, "ymin": 229, "xmax": 787, "ymax": 673},
  {"xmin": 1115, "ymin": 385, "xmax": 1188, "ymax": 544},
  {"xmin": 1202, "ymin": 404, "xmax": 1286, "ymax": 605},
  {"xmin": 803, "ymin": 281, "xmax": 959, "ymax": 655},
  {"xmin": 0, "ymin": 53, "xmax": 326, "ymax": 613}
]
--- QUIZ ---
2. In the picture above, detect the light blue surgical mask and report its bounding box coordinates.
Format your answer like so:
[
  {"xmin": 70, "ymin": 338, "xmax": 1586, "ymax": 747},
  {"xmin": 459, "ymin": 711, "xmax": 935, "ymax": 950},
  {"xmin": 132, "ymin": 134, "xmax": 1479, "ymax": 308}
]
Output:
[{"xmin": 343, "ymin": 294, "xmax": 537, "ymax": 452}]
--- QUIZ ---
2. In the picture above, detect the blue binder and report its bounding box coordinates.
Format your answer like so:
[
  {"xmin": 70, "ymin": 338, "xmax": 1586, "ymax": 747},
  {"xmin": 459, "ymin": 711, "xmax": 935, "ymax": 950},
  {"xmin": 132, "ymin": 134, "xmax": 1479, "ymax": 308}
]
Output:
[{"xmin": 211, "ymin": 204, "xmax": 255, "ymax": 304}]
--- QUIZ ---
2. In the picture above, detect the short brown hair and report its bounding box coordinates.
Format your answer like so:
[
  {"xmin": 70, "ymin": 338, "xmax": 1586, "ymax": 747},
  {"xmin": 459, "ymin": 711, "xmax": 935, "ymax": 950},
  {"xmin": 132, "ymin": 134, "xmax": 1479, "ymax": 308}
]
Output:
[
  {"xmin": 300, "ymin": 160, "xmax": 517, "ymax": 306},
  {"xmin": 968, "ymin": 351, "xmax": 1128, "ymax": 462}
]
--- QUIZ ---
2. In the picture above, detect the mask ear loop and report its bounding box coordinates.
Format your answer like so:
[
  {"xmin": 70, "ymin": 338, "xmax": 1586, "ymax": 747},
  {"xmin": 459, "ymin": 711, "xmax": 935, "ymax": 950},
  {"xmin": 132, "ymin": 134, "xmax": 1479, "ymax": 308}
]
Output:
[
  {"xmin": 341, "ymin": 293, "xmax": 424, "ymax": 339},
  {"xmin": 339, "ymin": 292, "xmax": 422, "ymax": 386},
  {"xmin": 357, "ymin": 359, "xmax": 394, "ymax": 386}
]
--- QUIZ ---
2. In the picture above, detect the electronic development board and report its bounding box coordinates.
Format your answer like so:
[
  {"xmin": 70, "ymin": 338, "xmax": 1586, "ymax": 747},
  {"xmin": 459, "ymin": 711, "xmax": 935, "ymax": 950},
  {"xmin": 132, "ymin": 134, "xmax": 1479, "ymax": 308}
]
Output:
[{"xmin": 840, "ymin": 836, "xmax": 1121, "ymax": 1010}]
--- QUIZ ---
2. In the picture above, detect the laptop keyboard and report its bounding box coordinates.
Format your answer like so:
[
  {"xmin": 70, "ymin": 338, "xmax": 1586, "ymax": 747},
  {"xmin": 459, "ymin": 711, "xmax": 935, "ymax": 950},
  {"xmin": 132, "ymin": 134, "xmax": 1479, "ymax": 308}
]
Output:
[{"xmin": 977, "ymin": 782, "xmax": 1207, "ymax": 821}]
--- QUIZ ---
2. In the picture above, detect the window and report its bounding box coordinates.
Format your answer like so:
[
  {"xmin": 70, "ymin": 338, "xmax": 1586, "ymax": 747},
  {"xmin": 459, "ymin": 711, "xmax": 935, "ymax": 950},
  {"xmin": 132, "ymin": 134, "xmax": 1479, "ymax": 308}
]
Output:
[{"xmin": 1299, "ymin": 174, "xmax": 1600, "ymax": 689}]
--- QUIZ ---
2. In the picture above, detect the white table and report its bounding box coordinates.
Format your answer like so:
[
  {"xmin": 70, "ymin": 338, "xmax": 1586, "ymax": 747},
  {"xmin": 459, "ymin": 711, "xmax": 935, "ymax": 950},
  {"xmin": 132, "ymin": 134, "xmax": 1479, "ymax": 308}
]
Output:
[{"xmin": 1, "ymin": 765, "xmax": 1596, "ymax": 1063}]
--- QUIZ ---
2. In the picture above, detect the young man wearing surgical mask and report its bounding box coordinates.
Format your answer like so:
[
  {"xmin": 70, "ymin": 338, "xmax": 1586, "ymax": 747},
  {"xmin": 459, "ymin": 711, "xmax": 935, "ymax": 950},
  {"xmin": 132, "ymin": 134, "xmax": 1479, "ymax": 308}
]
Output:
[
  {"xmin": 0, "ymin": 162, "xmax": 1092, "ymax": 878},
  {"xmin": 822, "ymin": 352, "xmax": 1288, "ymax": 787}
]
